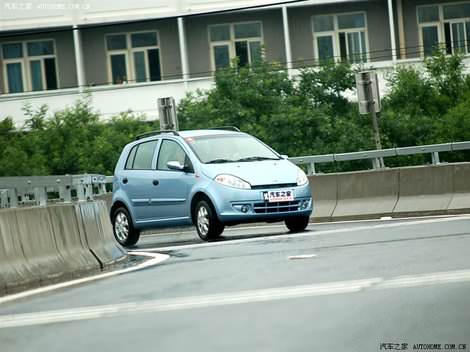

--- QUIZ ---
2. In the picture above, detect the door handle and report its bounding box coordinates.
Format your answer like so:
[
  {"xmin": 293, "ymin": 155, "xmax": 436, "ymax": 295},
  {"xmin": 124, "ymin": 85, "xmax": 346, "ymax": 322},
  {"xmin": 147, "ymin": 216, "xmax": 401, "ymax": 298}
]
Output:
[
  {"xmin": 122, "ymin": 178, "xmax": 128, "ymax": 184},
  {"xmin": 152, "ymin": 179, "xmax": 159, "ymax": 186}
]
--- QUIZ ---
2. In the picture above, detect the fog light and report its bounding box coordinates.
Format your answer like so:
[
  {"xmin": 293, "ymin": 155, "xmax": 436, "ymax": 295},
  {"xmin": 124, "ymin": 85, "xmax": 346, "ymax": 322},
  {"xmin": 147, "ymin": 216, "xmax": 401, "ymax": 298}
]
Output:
[
  {"xmin": 241, "ymin": 205, "xmax": 250, "ymax": 213},
  {"xmin": 300, "ymin": 200, "xmax": 309, "ymax": 210}
]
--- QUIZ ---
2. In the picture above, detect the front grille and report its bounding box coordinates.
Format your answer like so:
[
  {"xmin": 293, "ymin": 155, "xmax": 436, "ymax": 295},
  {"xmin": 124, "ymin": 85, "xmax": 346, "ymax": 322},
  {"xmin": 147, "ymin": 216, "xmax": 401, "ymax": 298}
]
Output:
[
  {"xmin": 251, "ymin": 183, "xmax": 297, "ymax": 190},
  {"xmin": 253, "ymin": 201, "xmax": 300, "ymax": 214}
]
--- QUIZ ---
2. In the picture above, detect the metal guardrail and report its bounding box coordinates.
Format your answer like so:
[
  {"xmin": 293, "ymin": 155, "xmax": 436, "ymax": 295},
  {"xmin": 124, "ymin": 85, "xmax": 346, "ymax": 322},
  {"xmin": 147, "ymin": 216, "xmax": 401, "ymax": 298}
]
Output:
[
  {"xmin": 289, "ymin": 141, "xmax": 470, "ymax": 175},
  {"xmin": 0, "ymin": 174, "xmax": 110, "ymax": 208},
  {"xmin": 2, "ymin": 141, "xmax": 470, "ymax": 207}
]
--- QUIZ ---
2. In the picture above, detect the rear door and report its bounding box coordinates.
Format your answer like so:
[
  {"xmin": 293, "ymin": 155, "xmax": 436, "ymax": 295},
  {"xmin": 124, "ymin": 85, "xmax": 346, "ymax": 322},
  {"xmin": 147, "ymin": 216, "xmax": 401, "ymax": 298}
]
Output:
[{"xmin": 119, "ymin": 139, "xmax": 160, "ymax": 223}]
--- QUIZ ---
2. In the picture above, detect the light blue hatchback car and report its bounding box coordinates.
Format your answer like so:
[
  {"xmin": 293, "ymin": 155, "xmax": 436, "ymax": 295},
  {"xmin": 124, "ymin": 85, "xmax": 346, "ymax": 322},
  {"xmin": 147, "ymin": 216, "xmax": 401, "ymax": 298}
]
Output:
[{"xmin": 111, "ymin": 128, "xmax": 313, "ymax": 246}]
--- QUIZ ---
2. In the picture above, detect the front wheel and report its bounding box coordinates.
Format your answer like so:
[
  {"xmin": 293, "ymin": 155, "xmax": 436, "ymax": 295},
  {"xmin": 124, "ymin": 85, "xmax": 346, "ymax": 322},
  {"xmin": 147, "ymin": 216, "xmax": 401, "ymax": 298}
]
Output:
[
  {"xmin": 112, "ymin": 207, "xmax": 140, "ymax": 247},
  {"xmin": 195, "ymin": 200, "xmax": 224, "ymax": 241},
  {"xmin": 285, "ymin": 216, "xmax": 310, "ymax": 233}
]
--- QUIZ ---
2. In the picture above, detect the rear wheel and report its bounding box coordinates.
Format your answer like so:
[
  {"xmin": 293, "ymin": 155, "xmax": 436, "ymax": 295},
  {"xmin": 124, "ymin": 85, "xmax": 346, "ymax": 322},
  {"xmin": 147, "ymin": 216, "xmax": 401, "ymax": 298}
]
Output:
[
  {"xmin": 112, "ymin": 207, "xmax": 140, "ymax": 247},
  {"xmin": 285, "ymin": 216, "xmax": 310, "ymax": 233},
  {"xmin": 195, "ymin": 200, "xmax": 224, "ymax": 241}
]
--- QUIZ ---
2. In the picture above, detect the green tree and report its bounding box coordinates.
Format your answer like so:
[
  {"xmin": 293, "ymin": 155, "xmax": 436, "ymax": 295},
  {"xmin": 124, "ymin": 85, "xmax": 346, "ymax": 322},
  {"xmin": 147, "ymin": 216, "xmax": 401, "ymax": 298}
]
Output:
[
  {"xmin": 297, "ymin": 61, "xmax": 356, "ymax": 114},
  {"xmin": 0, "ymin": 99, "xmax": 156, "ymax": 176}
]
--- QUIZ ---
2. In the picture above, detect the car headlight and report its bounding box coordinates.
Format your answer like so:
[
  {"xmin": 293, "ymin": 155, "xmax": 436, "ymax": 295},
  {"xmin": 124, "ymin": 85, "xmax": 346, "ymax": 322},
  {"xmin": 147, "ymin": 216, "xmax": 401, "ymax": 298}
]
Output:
[
  {"xmin": 297, "ymin": 168, "xmax": 308, "ymax": 186},
  {"xmin": 215, "ymin": 174, "xmax": 251, "ymax": 189}
]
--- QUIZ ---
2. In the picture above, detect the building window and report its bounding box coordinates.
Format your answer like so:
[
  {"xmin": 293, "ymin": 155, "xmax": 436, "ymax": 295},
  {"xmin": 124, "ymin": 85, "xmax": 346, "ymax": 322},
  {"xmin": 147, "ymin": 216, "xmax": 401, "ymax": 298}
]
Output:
[
  {"xmin": 312, "ymin": 12, "xmax": 368, "ymax": 63},
  {"xmin": 418, "ymin": 2, "xmax": 470, "ymax": 56},
  {"xmin": 208, "ymin": 22, "xmax": 263, "ymax": 70},
  {"xmin": 106, "ymin": 31, "xmax": 162, "ymax": 84},
  {"xmin": 1, "ymin": 40, "xmax": 58, "ymax": 94}
]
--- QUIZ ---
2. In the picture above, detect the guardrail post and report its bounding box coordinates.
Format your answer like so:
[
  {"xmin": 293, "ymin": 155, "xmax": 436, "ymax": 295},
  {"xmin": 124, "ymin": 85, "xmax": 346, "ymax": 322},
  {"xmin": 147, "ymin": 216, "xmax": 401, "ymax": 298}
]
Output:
[
  {"xmin": 59, "ymin": 186, "xmax": 72, "ymax": 203},
  {"xmin": 0, "ymin": 190, "xmax": 8, "ymax": 208},
  {"xmin": 99, "ymin": 183, "xmax": 107, "ymax": 195},
  {"xmin": 432, "ymin": 152, "xmax": 440, "ymax": 165},
  {"xmin": 21, "ymin": 191, "xmax": 29, "ymax": 203},
  {"xmin": 85, "ymin": 184, "xmax": 94, "ymax": 200},
  {"xmin": 77, "ymin": 184, "xmax": 86, "ymax": 202},
  {"xmin": 34, "ymin": 187, "xmax": 47, "ymax": 207},
  {"xmin": 372, "ymin": 158, "xmax": 380, "ymax": 169},
  {"xmin": 8, "ymin": 188, "xmax": 18, "ymax": 208},
  {"xmin": 307, "ymin": 162, "xmax": 316, "ymax": 175}
]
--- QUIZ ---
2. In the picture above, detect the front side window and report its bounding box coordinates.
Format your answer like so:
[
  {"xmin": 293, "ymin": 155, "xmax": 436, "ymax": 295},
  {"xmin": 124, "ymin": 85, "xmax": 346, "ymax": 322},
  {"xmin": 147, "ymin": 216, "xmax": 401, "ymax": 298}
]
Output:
[
  {"xmin": 157, "ymin": 140, "xmax": 192, "ymax": 171},
  {"xmin": 418, "ymin": 3, "xmax": 470, "ymax": 56},
  {"xmin": 208, "ymin": 22, "xmax": 263, "ymax": 70},
  {"xmin": 106, "ymin": 31, "xmax": 161, "ymax": 85},
  {"xmin": 126, "ymin": 140, "xmax": 158, "ymax": 170},
  {"xmin": 1, "ymin": 40, "xmax": 58, "ymax": 94},
  {"xmin": 312, "ymin": 13, "xmax": 368, "ymax": 63}
]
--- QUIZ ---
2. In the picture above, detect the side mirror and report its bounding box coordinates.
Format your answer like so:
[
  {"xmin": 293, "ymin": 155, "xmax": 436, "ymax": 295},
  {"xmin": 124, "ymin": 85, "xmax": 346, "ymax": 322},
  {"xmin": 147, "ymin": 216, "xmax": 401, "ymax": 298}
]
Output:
[
  {"xmin": 166, "ymin": 161, "xmax": 185, "ymax": 171},
  {"xmin": 280, "ymin": 154, "xmax": 289, "ymax": 160}
]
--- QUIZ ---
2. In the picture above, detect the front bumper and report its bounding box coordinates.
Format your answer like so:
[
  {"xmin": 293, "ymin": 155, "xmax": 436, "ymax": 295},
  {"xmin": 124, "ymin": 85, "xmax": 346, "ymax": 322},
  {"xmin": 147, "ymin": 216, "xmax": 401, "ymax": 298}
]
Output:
[{"xmin": 206, "ymin": 182, "xmax": 313, "ymax": 224}]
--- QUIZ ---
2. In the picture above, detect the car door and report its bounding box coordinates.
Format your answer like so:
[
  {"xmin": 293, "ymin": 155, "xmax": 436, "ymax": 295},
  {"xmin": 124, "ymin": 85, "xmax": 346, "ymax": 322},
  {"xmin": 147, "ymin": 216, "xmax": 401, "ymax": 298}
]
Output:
[
  {"xmin": 119, "ymin": 139, "xmax": 160, "ymax": 224},
  {"xmin": 152, "ymin": 139, "xmax": 196, "ymax": 224}
]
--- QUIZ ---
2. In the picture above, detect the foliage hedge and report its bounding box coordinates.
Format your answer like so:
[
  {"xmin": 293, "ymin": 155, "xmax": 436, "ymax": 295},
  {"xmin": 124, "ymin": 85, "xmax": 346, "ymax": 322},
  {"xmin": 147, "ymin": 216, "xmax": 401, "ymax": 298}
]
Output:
[{"xmin": 1, "ymin": 50, "xmax": 470, "ymax": 176}]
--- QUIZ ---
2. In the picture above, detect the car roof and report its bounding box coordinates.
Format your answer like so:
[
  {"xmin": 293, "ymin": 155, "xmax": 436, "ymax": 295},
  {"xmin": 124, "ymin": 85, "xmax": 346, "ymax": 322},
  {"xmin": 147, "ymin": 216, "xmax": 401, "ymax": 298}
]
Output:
[
  {"xmin": 178, "ymin": 129, "xmax": 244, "ymax": 138},
  {"xmin": 132, "ymin": 129, "xmax": 244, "ymax": 144}
]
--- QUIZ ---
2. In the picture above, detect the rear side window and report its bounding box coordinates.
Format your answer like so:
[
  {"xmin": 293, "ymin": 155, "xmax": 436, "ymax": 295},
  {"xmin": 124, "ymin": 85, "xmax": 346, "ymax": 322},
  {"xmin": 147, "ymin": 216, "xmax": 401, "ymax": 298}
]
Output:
[{"xmin": 125, "ymin": 140, "xmax": 158, "ymax": 170}]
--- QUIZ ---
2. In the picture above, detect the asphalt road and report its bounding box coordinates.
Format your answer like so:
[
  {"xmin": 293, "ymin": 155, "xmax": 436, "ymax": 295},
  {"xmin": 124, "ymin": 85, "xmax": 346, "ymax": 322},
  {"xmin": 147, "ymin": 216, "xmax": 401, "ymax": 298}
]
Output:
[{"xmin": 0, "ymin": 216, "xmax": 469, "ymax": 352}]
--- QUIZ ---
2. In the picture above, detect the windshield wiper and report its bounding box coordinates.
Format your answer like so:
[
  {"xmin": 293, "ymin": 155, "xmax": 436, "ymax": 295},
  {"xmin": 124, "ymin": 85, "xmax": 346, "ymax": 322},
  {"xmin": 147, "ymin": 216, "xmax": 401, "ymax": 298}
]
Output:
[
  {"xmin": 205, "ymin": 158, "xmax": 234, "ymax": 164},
  {"xmin": 234, "ymin": 156, "xmax": 280, "ymax": 162}
]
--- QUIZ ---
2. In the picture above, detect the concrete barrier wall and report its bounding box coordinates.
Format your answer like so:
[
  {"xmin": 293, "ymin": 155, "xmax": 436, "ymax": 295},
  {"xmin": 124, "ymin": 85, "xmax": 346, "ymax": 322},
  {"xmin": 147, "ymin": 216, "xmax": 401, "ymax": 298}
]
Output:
[
  {"xmin": 333, "ymin": 169, "xmax": 399, "ymax": 220},
  {"xmin": 308, "ymin": 174, "xmax": 338, "ymax": 221},
  {"xmin": 77, "ymin": 201, "xmax": 126, "ymax": 268},
  {"xmin": 47, "ymin": 205, "xmax": 101, "ymax": 277},
  {"xmin": 448, "ymin": 163, "xmax": 470, "ymax": 212},
  {"xmin": 16, "ymin": 207, "xmax": 74, "ymax": 285},
  {"xmin": 0, "ymin": 209, "xmax": 39, "ymax": 294},
  {"xmin": 393, "ymin": 165, "xmax": 454, "ymax": 216},
  {"xmin": 0, "ymin": 200, "xmax": 126, "ymax": 296},
  {"xmin": 308, "ymin": 162, "xmax": 470, "ymax": 221}
]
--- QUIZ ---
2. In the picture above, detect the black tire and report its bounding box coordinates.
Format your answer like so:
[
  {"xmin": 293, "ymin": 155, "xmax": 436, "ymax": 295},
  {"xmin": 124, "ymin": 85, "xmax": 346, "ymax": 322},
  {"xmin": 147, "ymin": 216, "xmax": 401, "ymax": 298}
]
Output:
[
  {"xmin": 285, "ymin": 216, "xmax": 310, "ymax": 233},
  {"xmin": 112, "ymin": 207, "xmax": 140, "ymax": 247},
  {"xmin": 195, "ymin": 200, "xmax": 225, "ymax": 241}
]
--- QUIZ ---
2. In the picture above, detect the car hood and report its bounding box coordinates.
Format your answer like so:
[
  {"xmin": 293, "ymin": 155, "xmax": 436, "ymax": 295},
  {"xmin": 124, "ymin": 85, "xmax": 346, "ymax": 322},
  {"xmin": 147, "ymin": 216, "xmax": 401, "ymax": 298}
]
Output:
[{"xmin": 201, "ymin": 159, "xmax": 299, "ymax": 186}]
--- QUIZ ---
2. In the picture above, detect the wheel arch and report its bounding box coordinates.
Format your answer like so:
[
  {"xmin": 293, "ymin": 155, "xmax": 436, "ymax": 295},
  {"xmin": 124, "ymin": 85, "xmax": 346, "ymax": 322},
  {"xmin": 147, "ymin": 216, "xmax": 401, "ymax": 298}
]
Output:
[
  {"xmin": 110, "ymin": 199, "xmax": 134, "ymax": 225},
  {"xmin": 190, "ymin": 192, "xmax": 219, "ymax": 225}
]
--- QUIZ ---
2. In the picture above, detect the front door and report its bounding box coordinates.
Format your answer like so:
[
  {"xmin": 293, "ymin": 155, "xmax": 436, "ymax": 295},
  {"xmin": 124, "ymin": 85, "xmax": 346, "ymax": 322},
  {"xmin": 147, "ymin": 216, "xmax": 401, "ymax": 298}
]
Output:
[{"xmin": 152, "ymin": 139, "xmax": 196, "ymax": 224}]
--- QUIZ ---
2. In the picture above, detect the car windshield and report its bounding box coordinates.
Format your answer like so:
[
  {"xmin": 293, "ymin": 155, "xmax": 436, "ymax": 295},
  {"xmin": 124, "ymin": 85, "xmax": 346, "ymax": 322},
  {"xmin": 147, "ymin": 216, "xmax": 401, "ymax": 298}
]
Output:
[{"xmin": 185, "ymin": 134, "xmax": 281, "ymax": 164}]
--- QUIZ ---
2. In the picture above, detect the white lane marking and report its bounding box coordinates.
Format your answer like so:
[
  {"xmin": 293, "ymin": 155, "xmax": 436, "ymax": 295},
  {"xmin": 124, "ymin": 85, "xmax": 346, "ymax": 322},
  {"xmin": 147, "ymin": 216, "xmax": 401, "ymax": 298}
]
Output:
[
  {"xmin": 374, "ymin": 270, "xmax": 470, "ymax": 289},
  {"xmin": 136, "ymin": 215, "xmax": 470, "ymax": 252},
  {"xmin": 1, "ymin": 269, "xmax": 470, "ymax": 329},
  {"xmin": 0, "ymin": 252, "xmax": 170, "ymax": 305},
  {"xmin": 288, "ymin": 254, "xmax": 318, "ymax": 260}
]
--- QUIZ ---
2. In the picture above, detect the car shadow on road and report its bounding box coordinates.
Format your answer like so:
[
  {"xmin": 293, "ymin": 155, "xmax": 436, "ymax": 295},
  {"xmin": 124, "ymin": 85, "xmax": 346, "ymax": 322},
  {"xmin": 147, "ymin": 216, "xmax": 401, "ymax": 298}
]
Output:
[{"xmin": 134, "ymin": 228, "xmax": 313, "ymax": 250}]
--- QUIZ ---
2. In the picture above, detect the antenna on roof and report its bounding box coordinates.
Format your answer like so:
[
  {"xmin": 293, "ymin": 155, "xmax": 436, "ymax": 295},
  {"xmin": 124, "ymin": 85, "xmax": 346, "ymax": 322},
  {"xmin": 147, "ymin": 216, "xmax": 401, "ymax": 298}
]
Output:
[{"xmin": 158, "ymin": 97, "xmax": 179, "ymax": 131}]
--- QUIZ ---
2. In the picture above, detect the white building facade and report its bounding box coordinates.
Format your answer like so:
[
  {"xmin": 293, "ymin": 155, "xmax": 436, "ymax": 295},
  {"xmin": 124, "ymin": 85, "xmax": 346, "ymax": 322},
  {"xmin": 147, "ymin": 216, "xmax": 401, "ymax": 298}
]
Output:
[{"xmin": 1, "ymin": 0, "xmax": 470, "ymax": 124}]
